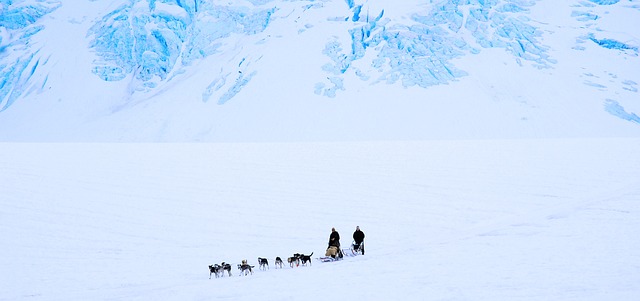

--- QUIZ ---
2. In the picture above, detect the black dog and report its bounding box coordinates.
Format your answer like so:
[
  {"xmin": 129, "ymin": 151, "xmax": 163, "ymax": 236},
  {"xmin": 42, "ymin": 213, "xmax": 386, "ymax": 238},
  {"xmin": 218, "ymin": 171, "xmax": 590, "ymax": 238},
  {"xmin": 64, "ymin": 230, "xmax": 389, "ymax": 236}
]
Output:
[
  {"xmin": 275, "ymin": 257, "xmax": 284, "ymax": 269},
  {"xmin": 257, "ymin": 257, "xmax": 269, "ymax": 270},
  {"xmin": 288, "ymin": 253, "xmax": 301, "ymax": 267},
  {"xmin": 299, "ymin": 252, "xmax": 314, "ymax": 266},
  {"xmin": 208, "ymin": 264, "xmax": 221, "ymax": 279},
  {"xmin": 220, "ymin": 262, "xmax": 232, "ymax": 277}
]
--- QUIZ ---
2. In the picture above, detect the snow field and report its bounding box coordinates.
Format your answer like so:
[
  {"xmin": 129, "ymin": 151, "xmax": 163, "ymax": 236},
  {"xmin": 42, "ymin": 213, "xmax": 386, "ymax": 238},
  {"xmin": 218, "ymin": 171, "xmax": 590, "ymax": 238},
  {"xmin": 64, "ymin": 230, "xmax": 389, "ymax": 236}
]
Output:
[{"xmin": 1, "ymin": 139, "xmax": 639, "ymax": 300}]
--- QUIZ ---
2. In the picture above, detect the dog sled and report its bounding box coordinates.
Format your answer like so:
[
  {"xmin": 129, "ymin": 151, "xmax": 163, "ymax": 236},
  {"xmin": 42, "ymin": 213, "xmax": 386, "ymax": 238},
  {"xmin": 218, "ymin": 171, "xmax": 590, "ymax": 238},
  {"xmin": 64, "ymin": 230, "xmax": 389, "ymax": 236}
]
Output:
[
  {"xmin": 347, "ymin": 240, "xmax": 364, "ymax": 256},
  {"xmin": 317, "ymin": 254, "xmax": 342, "ymax": 262},
  {"xmin": 317, "ymin": 245, "xmax": 344, "ymax": 262},
  {"xmin": 318, "ymin": 239, "xmax": 366, "ymax": 262}
]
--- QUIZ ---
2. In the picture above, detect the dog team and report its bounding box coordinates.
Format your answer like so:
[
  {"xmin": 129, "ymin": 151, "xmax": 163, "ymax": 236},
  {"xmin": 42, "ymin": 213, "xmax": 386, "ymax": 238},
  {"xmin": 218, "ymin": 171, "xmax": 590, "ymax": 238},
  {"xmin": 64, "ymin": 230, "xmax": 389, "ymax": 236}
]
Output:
[
  {"xmin": 208, "ymin": 253, "xmax": 313, "ymax": 278},
  {"xmin": 208, "ymin": 226, "xmax": 364, "ymax": 279}
]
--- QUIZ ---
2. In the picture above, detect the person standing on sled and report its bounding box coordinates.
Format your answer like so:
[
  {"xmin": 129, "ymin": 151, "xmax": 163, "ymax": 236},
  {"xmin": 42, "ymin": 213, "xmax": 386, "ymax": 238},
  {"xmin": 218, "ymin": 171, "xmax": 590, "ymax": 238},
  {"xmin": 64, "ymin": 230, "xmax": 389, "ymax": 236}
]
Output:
[
  {"xmin": 353, "ymin": 226, "xmax": 365, "ymax": 255},
  {"xmin": 325, "ymin": 227, "xmax": 341, "ymax": 258}
]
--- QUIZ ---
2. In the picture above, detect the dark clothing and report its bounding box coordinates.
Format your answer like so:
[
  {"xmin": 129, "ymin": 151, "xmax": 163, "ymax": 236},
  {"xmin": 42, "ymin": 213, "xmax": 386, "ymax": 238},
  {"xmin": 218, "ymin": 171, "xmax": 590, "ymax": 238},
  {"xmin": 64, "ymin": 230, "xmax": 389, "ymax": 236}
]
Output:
[
  {"xmin": 329, "ymin": 231, "xmax": 340, "ymax": 248},
  {"xmin": 353, "ymin": 229, "xmax": 365, "ymax": 255},
  {"xmin": 353, "ymin": 230, "xmax": 365, "ymax": 244}
]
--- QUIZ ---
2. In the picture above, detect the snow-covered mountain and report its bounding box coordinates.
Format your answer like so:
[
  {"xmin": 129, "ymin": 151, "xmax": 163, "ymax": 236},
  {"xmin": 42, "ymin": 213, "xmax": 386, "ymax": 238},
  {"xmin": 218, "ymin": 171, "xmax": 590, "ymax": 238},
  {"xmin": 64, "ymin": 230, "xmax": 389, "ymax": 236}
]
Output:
[{"xmin": 1, "ymin": 0, "xmax": 639, "ymax": 141}]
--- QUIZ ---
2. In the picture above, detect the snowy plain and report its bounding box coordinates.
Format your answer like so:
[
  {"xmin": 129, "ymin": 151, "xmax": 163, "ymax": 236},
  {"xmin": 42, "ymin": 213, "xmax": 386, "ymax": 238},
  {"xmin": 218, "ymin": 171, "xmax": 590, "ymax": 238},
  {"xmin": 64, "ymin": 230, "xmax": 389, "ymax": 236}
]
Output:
[{"xmin": 2, "ymin": 139, "xmax": 640, "ymax": 300}]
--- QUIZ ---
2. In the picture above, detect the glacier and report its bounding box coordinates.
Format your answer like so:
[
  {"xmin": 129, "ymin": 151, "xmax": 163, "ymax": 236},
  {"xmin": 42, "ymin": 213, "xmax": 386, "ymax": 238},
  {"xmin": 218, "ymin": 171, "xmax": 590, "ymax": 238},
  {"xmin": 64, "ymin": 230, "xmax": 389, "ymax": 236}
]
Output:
[
  {"xmin": 88, "ymin": 1, "xmax": 275, "ymax": 87},
  {"xmin": 0, "ymin": 0, "xmax": 638, "ymax": 132},
  {"xmin": 315, "ymin": 0, "xmax": 555, "ymax": 97},
  {"xmin": 0, "ymin": 0, "xmax": 61, "ymax": 111}
]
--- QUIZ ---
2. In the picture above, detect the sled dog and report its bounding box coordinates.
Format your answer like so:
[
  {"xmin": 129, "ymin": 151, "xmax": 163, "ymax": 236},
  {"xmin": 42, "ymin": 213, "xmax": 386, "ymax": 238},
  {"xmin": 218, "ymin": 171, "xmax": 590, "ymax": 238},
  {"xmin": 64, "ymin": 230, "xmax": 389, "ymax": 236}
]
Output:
[{"xmin": 258, "ymin": 257, "xmax": 269, "ymax": 270}]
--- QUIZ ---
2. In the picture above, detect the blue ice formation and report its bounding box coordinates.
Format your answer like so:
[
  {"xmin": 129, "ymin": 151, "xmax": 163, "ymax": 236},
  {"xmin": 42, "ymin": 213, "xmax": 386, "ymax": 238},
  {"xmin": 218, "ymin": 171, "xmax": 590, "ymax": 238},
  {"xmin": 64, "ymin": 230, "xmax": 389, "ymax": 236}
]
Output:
[
  {"xmin": 88, "ymin": 0, "xmax": 275, "ymax": 91},
  {"xmin": 0, "ymin": 0, "xmax": 61, "ymax": 112},
  {"xmin": 605, "ymin": 99, "xmax": 640, "ymax": 124},
  {"xmin": 315, "ymin": 0, "xmax": 555, "ymax": 97},
  {"xmin": 587, "ymin": 34, "xmax": 639, "ymax": 52},
  {"xmin": 571, "ymin": 11, "xmax": 599, "ymax": 21},
  {"xmin": 345, "ymin": 0, "xmax": 355, "ymax": 9},
  {"xmin": 202, "ymin": 70, "xmax": 257, "ymax": 105},
  {"xmin": 584, "ymin": 80, "xmax": 607, "ymax": 89},
  {"xmin": 573, "ymin": 0, "xmax": 625, "ymax": 22},
  {"xmin": 587, "ymin": 0, "xmax": 620, "ymax": 5}
]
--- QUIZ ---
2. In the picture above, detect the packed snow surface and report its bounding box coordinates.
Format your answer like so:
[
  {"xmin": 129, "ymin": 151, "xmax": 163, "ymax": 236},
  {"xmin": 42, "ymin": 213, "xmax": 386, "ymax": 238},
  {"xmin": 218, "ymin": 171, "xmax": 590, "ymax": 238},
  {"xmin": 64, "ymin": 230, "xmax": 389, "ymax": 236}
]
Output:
[{"xmin": 1, "ymin": 139, "xmax": 639, "ymax": 300}]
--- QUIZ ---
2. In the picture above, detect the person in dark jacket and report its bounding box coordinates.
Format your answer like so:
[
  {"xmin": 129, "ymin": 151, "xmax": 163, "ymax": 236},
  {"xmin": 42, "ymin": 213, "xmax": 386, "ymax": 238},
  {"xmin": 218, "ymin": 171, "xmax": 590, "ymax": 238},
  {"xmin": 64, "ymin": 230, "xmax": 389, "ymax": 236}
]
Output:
[
  {"xmin": 329, "ymin": 227, "xmax": 340, "ymax": 247},
  {"xmin": 352, "ymin": 226, "xmax": 365, "ymax": 255},
  {"xmin": 325, "ymin": 227, "xmax": 341, "ymax": 258}
]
